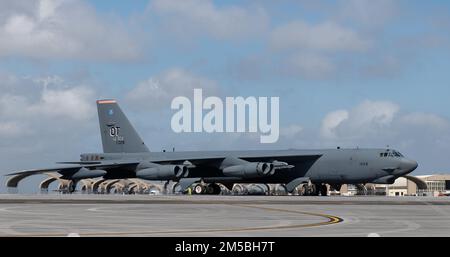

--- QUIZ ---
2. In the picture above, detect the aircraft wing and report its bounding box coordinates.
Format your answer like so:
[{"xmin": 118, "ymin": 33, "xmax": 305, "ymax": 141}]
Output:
[
  {"xmin": 149, "ymin": 153, "xmax": 322, "ymax": 166},
  {"xmin": 5, "ymin": 160, "xmax": 140, "ymax": 176}
]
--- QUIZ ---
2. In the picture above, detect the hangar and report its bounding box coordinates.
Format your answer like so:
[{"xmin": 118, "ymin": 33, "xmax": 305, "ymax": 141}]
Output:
[{"xmin": 336, "ymin": 175, "xmax": 450, "ymax": 197}]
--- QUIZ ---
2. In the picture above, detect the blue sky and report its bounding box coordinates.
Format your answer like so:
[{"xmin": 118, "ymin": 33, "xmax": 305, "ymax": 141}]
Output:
[{"xmin": 0, "ymin": 0, "xmax": 450, "ymax": 192}]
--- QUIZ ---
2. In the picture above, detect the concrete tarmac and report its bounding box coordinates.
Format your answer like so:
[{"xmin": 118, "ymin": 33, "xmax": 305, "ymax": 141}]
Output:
[{"xmin": 0, "ymin": 194, "xmax": 449, "ymax": 237}]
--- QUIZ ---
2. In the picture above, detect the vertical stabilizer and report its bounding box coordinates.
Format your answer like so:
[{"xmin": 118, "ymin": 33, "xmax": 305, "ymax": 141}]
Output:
[{"xmin": 97, "ymin": 99, "xmax": 149, "ymax": 153}]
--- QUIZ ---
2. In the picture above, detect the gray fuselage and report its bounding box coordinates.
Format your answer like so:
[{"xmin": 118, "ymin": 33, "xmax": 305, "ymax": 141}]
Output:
[{"xmin": 81, "ymin": 148, "xmax": 418, "ymax": 186}]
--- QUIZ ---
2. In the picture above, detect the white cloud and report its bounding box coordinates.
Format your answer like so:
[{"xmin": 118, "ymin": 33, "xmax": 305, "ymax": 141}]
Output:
[
  {"xmin": 126, "ymin": 68, "xmax": 219, "ymax": 110},
  {"xmin": 314, "ymin": 100, "xmax": 450, "ymax": 172},
  {"xmin": 346, "ymin": 100, "xmax": 399, "ymax": 127},
  {"xmin": 319, "ymin": 100, "xmax": 450, "ymax": 150},
  {"xmin": 270, "ymin": 21, "xmax": 370, "ymax": 52},
  {"xmin": 320, "ymin": 110, "xmax": 349, "ymax": 139},
  {"xmin": 31, "ymin": 86, "xmax": 94, "ymax": 121},
  {"xmin": 0, "ymin": 74, "xmax": 96, "ymax": 140},
  {"xmin": 0, "ymin": 0, "xmax": 139, "ymax": 60},
  {"xmin": 320, "ymin": 100, "xmax": 399, "ymax": 140},
  {"xmin": 150, "ymin": 0, "xmax": 268, "ymax": 40},
  {"xmin": 0, "ymin": 72, "xmax": 103, "ymax": 183}
]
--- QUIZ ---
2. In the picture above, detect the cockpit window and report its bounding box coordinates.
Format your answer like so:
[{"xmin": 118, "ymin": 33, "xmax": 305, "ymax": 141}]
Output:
[
  {"xmin": 380, "ymin": 151, "xmax": 403, "ymax": 158},
  {"xmin": 380, "ymin": 151, "xmax": 404, "ymax": 158},
  {"xmin": 394, "ymin": 151, "xmax": 403, "ymax": 157}
]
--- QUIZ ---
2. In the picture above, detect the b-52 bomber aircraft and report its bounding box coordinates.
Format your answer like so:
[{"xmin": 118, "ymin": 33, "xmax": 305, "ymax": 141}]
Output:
[{"xmin": 6, "ymin": 99, "xmax": 419, "ymax": 195}]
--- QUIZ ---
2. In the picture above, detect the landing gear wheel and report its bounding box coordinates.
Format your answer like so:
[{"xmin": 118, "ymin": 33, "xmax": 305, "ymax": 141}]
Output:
[
  {"xmin": 306, "ymin": 184, "xmax": 319, "ymax": 196},
  {"xmin": 297, "ymin": 185, "xmax": 306, "ymax": 196},
  {"xmin": 210, "ymin": 184, "xmax": 222, "ymax": 195},
  {"xmin": 206, "ymin": 185, "xmax": 214, "ymax": 194},
  {"xmin": 194, "ymin": 184, "xmax": 205, "ymax": 194}
]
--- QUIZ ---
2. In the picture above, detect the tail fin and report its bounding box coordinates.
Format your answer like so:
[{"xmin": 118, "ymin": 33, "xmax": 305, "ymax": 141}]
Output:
[{"xmin": 97, "ymin": 99, "xmax": 149, "ymax": 153}]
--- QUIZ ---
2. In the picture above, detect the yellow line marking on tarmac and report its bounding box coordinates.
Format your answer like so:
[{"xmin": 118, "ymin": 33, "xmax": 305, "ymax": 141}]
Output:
[
  {"xmin": 235, "ymin": 204, "xmax": 343, "ymax": 227},
  {"xmin": 10, "ymin": 204, "xmax": 343, "ymax": 237}
]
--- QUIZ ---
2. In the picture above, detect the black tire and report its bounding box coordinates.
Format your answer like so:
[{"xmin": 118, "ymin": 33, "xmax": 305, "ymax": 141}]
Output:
[
  {"xmin": 194, "ymin": 184, "xmax": 205, "ymax": 194},
  {"xmin": 206, "ymin": 184, "xmax": 215, "ymax": 194},
  {"xmin": 297, "ymin": 185, "xmax": 306, "ymax": 196},
  {"xmin": 210, "ymin": 184, "xmax": 222, "ymax": 195}
]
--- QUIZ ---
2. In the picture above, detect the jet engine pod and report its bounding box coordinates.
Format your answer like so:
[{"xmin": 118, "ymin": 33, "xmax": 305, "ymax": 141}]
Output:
[
  {"xmin": 222, "ymin": 162, "xmax": 274, "ymax": 178},
  {"xmin": 136, "ymin": 165, "xmax": 187, "ymax": 180},
  {"xmin": 69, "ymin": 168, "xmax": 107, "ymax": 180}
]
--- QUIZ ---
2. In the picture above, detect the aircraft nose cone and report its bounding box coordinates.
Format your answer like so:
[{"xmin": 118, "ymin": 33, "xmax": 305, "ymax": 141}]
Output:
[{"xmin": 401, "ymin": 159, "xmax": 418, "ymax": 173}]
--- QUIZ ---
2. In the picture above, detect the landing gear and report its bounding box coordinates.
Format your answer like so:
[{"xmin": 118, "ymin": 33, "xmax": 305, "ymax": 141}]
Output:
[
  {"xmin": 299, "ymin": 183, "xmax": 327, "ymax": 196},
  {"xmin": 330, "ymin": 184, "xmax": 342, "ymax": 192},
  {"xmin": 193, "ymin": 184, "xmax": 205, "ymax": 194},
  {"xmin": 303, "ymin": 184, "xmax": 317, "ymax": 196},
  {"xmin": 311, "ymin": 184, "xmax": 320, "ymax": 196},
  {"xmin": 192, "ymin": 183, "xmax": 221, "ymax": 195},
  {"xmin": 275, "ymin": 184, "xmax": 288, "ymax": 196},
  {"xmin": 208, "ymin": 183, "xmax": 222, "ymax": 195}
]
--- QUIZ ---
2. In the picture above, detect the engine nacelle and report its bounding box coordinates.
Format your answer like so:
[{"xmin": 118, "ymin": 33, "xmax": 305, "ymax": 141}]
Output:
[
  {"xmin": 222, "ymin": 162, "xmax": 274, "ymax": 178},
  {"xmin": 136, "ymin": 163, "xmax": 188, "ymax": 180}
]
